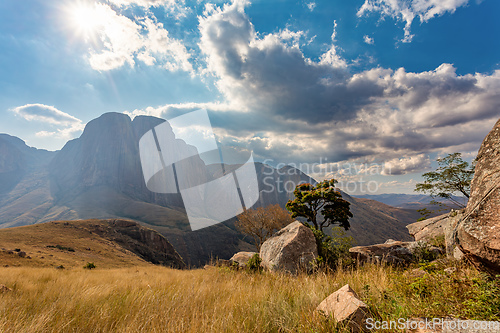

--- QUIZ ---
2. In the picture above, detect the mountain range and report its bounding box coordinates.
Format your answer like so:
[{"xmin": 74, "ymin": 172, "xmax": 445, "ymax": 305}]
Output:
[
  {"xmin": 353, "ymin": 193, "xmax": 467, "ymax": 210},
  {"xmin": 0, "ymin": 112, "xmax": 422, "ymax": 265}
]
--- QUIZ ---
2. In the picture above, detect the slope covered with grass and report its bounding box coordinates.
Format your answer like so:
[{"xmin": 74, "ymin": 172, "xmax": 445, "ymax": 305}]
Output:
[{"xmin": 0, "ymin": 260, "xmax": 498, "ymax": 332}]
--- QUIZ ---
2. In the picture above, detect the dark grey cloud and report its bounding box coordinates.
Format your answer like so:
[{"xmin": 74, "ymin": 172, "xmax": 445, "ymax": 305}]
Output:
[{"xmin": 129, "ymin": 1, "xmax": 500, "ymax": 175}]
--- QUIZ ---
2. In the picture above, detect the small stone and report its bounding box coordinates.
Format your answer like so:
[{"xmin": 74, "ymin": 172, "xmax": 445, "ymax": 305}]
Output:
[
  {"xmin": 317, "ymin": 284, "xmax": 369, "ymax": 333},
  {"xmin": 443, "ymin": 267, "xmax": 457, "ymax": 274},
  {"xmin": 0, "ymin": 284, "xmax": 12, "ymax": 293}
]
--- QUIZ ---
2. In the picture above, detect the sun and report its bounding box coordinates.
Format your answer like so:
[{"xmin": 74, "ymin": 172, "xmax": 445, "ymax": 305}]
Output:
[{"xmin": 68, "ymin": 2, "xmax": 103, "ymax": 38}]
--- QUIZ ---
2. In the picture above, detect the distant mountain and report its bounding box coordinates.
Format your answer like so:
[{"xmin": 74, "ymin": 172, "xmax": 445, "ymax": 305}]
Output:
[
  {"xmin": 353, "ymin": 193, "xmax": 467, "ymax": 210},
  {"xmin": 0, "ymin": 112, "xmax": 421, "ymax": 265}
]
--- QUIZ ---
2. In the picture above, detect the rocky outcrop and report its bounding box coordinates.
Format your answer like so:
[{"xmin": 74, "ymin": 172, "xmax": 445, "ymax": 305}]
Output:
[
  {"xmin": 230, "ymin": 251, "xmax": 257, "ymax": 268},
  {"xmin": 88, "ymin": 219, "xmax": 185, "ymax": 269},
  {"xmin": 407, "ymin": 214, "xmax": 450, "ymax": 242},
  {"xmin": 407, "ymin": 210, "xmax": 465, "ymax": 260},
  {"xmin": 260, "ymin": 221, "xmax": 317, "ymax": 274},
  {"xmin": 316, "ymin": 284, "xmax": 369, "ymax": 333},
  {"xmin": 349, "ymin": 240, "xmax": 443, "ymax": 265},
  {"xmin": 455, "ymin": 119, "xmax": 500, "ymax": 274}
]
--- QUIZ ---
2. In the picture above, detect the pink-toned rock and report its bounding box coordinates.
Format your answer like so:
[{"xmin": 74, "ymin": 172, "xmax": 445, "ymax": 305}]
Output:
[
  {"xmin": 349, "ymin": 241, "xmax": 414, "ymax": 265},
  {"xmin": 316, "ymin": 284, "xmax": 369, "ymax": 333},
  {"xmin": 260, "ymin": 221, "xmax": 317, "ymax": 274},
  {"xmin": 455, "ymin": 118, "xmax": 500, "ymax": 274},
  {"xmin": 407, "ymin": 214, "xmax": 449, "ymax": 242},
  {"xmin": 407, "ymin": 210, "xmax": 465, "ymax": 260},
  {"xmin": 230, "ymin": 251, "xmax": 257, "ymax": 268}
]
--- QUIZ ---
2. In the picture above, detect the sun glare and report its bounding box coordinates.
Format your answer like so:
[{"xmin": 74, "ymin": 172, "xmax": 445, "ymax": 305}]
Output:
[{"xmin": 69, "ymin": 3, "xmax": 102, "ymax": 38}]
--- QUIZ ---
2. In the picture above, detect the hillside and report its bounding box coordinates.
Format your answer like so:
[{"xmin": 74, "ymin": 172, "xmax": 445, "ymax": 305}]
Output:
[
  {"xmin": 0, "ymin": 219, "xmax": 184, "ymax": 269},
  {"xmin": 342, "ymin": 194, "xmax": 414, "ymax": 244}
]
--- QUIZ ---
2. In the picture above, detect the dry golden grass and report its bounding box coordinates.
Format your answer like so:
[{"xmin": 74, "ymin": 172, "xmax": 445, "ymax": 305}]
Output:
[
  {"xmin": 0, "ymin": 221, "xmax": 153, "ymax": 268},
  {"xmin": 0, "ymin": 261, "xmax": 497, "ymax": 333}
]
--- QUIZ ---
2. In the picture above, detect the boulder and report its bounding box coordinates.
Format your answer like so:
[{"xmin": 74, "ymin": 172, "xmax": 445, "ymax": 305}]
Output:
[
  {"xmin": 350, "ymin": 241, "xmax": 444, "ymax": 265},
  {"xmin": 259, "ymin": 221, "xmax": 317, "ymax": 274},
  {"xmin": 407, "ymin": 210, "xmax": 465, "ymax": 260},
  {"xmin": 316, "ymin": 284, "xmax": 369, "ymax": 333},
  {"xmin": 443, "ymin": 210, "xmax": 465, "ymax": 260},
  {"xmin": 230, "ymin": 251, "xmax": 257, "ymax": 268},
  {"xmin": 349, "ymin": 241, "xmax": 415, "ymax": 265},
  {"xmin": 455, "ymin": 118, "xmax": 500, "ymax": 274},
  {"xmin": 407, "ymin": 214, "xmax": 449, "ymax": 242}
]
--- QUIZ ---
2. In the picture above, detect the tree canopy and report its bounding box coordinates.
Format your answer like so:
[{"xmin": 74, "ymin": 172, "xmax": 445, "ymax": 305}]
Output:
[
  {"xmin": 235, "ymin": 204, "xmax": 293, "ymax": 250},
  {"xmin": 415, "ymin": 153, "xmax": 475, "ymax": 208},
  {"xmin": 285, "ymin": 179, "xmax": 352, "ymax": 232}
]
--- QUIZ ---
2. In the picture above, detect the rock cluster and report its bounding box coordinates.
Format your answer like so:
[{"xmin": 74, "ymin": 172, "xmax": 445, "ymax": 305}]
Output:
[{"xmin": 406, "ymin": 118, "xmax": 500, "ymax": 274}]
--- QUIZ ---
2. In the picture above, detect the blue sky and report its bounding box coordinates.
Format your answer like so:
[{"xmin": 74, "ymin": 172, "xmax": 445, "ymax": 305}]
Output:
[{"xmin": 1, "ymin": 0, "xmax": 499, "ymax": 194}]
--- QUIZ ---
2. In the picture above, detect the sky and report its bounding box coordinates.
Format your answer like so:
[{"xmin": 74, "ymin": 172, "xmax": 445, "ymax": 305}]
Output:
[{"xmin": 0, "ymin": 0, "xmax": 499, "ymax": 195}]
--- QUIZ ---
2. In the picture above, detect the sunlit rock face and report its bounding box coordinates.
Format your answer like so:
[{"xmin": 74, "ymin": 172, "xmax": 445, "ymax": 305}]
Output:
[{"xmin": 458, "ymin": 118, "xmax": 500, "ymax": 274}]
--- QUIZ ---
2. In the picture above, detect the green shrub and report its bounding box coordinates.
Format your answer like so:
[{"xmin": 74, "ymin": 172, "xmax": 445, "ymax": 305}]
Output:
[
  {"xmin": 462, "ymin": 273, "xmax": 500, "ymax": 320},
  {"xmin": 413, "ymin": 242, "xmax": 440, "ymax": 263},
  {"xmin": 245, "ymin": 253, "xmax": 262, "ymax": 272},
  {"xmin": 310, "ymin": 226, "xmax": 354, "ymax": 270},
  {"xmin": 83, "ymin": 262, "xmax": 96, "ymax": 270},
  {"xmin": 47, "ymin": 245, "xmax": 75, "ymax": 252},
  {"xmin": 429, "ymin": 235, "xmax": 446, "ymax": 249}
]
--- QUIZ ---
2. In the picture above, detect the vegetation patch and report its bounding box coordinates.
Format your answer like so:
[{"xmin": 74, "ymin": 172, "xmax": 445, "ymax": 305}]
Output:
[{"xmin": 46, "ymin": 245, "xmax": 75, "ymax": 252}]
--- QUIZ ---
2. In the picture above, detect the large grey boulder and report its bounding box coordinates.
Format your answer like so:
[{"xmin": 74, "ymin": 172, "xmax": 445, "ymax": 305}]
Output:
[
  {"xmin": 259, "ymin": 221, "xmax": 317, "ymax": 274},
  {"xmin": 454, "ymin": 118, "xmax": 500, "ymax": 274},
  {"xmin": 316, "ymin": 284, "xmax": 369, "ymax": 333}
]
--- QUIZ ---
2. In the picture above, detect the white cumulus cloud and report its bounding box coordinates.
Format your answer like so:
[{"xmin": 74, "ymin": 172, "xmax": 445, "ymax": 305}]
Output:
[
  {"xmin": 306, "ymin": 2, "xmax": 316, "ymax": 12},
  {"xmin": 78, "ymin": 3, "xmax": 192, "ymax": 72},
  {"xmin": 357, "ymin": 0, "xmax": 470, "ymax": 42},
  {"xmin": 363, "ymin": 35, "xmax": 374, "ymax": 44},
  {"xmin": 11, "ymin": 104, "xmax": 85, "ymax": 139}
]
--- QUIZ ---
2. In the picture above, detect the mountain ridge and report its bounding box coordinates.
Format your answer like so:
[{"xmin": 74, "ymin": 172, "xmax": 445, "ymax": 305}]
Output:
[{"xmin": 0, "ymin": 112, "xmax": 423, "ymax": 265}]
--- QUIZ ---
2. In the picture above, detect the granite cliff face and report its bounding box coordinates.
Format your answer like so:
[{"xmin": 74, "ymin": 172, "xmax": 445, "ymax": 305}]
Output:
[
  {"xmin": 0, "ymin": 134, "xmax": 54, "ymax": 195},
  {"xmin": 456, "ymin": 118, "xmax": 500, "ymax": 273}
]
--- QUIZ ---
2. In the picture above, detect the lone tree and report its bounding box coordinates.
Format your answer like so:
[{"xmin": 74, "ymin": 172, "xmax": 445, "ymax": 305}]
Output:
[
  {"xmin": 285, "ymin": 179, "xmax": 352, "ymax": 232},
  {"xmin": 415, "ymin": 153, "xmax": 475, "ymax": 208},
  {"xmin": 235, "ymin": 204, "xmax": 293, "ymax": 250}
]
